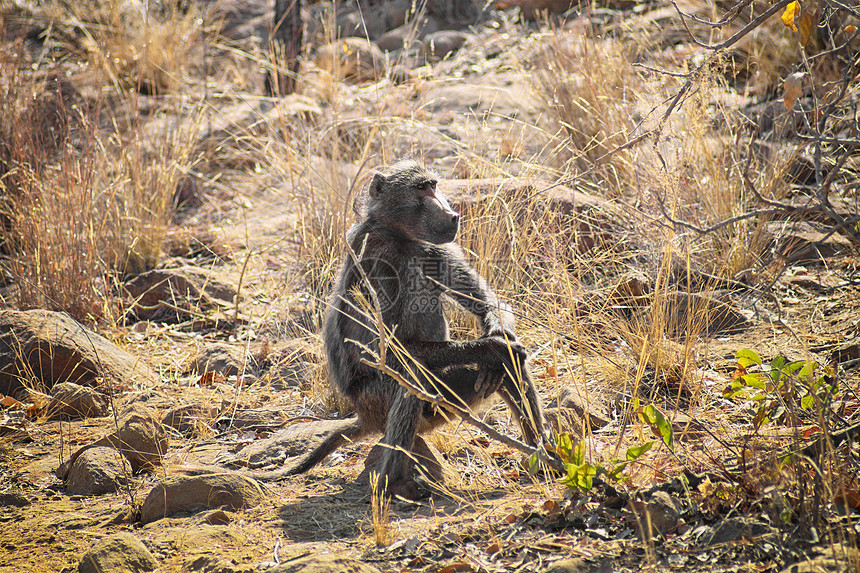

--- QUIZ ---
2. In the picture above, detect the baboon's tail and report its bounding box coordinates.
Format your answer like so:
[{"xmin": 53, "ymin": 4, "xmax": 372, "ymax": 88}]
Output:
[{"xmin": 250, "ymin": 418, "xmax": 365, "ymax": 481}]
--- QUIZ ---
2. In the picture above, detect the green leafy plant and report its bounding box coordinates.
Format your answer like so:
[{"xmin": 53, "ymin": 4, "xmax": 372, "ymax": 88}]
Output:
[
  {"xmin": 724, "ymin": 349, "xmax": 839, "ymax": 429},
  {"xmin": 537, "ymin": 426, "xmax": 661, "ymax": 493}
]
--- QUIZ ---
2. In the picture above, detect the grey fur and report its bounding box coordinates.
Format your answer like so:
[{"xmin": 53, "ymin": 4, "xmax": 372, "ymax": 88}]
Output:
[{"xmin": 258, "ymin": 159, "xmax": 545, "ymax": 498}]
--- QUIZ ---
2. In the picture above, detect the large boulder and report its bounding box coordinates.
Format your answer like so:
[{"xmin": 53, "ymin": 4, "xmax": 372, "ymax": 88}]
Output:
[{"xmin": 0, "ymin": 309, "xmax": 156, "ymax": 397}]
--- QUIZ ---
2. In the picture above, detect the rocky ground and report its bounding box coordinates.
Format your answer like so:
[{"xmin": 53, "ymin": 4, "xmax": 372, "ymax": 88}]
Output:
[{"xmin": 1, "ymin": 0, "xmax": 860, "ymax": 572}]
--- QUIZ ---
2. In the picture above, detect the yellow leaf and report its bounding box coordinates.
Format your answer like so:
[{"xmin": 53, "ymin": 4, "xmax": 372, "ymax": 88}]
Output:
[
  {"xmin": 798, "ymin": 12, "xmax": 815, "ymax": 46},
  {"xmin": 782, "ymin": 1, "xmax": 799, "ymax": 32}
]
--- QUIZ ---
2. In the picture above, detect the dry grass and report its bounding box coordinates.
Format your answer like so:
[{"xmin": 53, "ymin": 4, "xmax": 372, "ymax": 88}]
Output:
[
  {"xmin": 1, "ymin": 0, "xmax": 858, "ymax": 567},
  {"xmin": 0, "ymin": 57, "xmax": 199, "ymax": 323}
]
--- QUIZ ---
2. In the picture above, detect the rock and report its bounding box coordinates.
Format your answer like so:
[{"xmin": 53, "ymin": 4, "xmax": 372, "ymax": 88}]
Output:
[
  {"xmin": 496, "ymin": 0, "xmax": 578, "ymax": 20},
  {"xmin": 58, "ymin": 404, "xmax": 169, "ymax": 479},
  {"xmin": 439, "ymin": 178, "xmax": 616, "ymax": 258},
  {"xmin": 660, "ymin": 292, "xmax": 751, "ymax": 336},
  {"xmin": 543, "ymin": 558, "xmax": 592, "ymax": 573},
  {"xmin": 162, "ymin": 404, "xmax": 216, "ymax": 436},
  {"xmin": 214, "ymin": 407, "xmax": 288, "ymax": 432},
  {"xmin": 46, "ymin": 382, "xmax": 108, "ymax": 419},
  {"xmin": 77, "ymin": 532, "xmax": 158, "ymax": 573},
  {"xmin": 422, "ymin": 30, "xmax": 469, "ymax": 60},
  {"xmin": 695, "ymin": 516, "xmax": 769, "ymax": 546},
  {"xmin": 767, "ymin": 221, "xmax": 856, "ymax": 264},
  {"xmin": 358, "ymin": 435, "xmax": 447, "ymax": 485},
  {"xmin": 606, "ymin": 271, "xmax": 651, "ymax": 307},
  {"xmin": 546, "ymin": 385, "xmax": 611, "ymax": 433},
  {"xmin": 0, "ymin": 309, "xmax": 156, "ymax": 397},
  {"xmin": 0, "ymin": 491, "xmax": 30, "ymax": 507},
  {"xmin": 65, "ymin": 447, "xmax": 132, "ymax": 496},
  {"xmin": 260, "ymin": 343, "xmax": 315, "ymax": 390},
  {"xmin": 628, "ymin": 491, "xmax": 682, "ymax": 539},
  {"xmin": 829, "ymin": 341, "xmax": 860, "ymax": 365},
  {"xmin": 123, "ymin": 266, "xmax": 237, "ymax": 323},
  {"xmin": 233, "ymin": 418, "xmax": 357, "ymax": 468},
  {"xmin": 184, "ymin": 555, "xmax": 241, "ymax": 573},
  {"xmin": 377, "ymin": 17, "xmax": 440, "ymax": 51},
  {"xmin": 194, "ymin": 509, "xmax": 234, "ymax": 525},
  {"xmin": 139, "ymin": 473, "xmax": 266, "ymax": 523},
  {"xmin": 266, "ymin": 554, "xmax": 382, "ymax": 573},
  {"xmin": 780, "ymin": 543, "xmax": 860, "ymax": 573},
  {"xmin": 321, "ymin": 0, "xmax": 411, "ymax": 40},
  {"xmin": 206, "ymin": 0, "xmax": 270, "ymax": 42},
  {"xmin": 192, "ymin": 342, "xmax": 255, "ymax": 377},
  {"xmin": 315, "ymin": 38, "xmax": 386, "ymax": 83}
]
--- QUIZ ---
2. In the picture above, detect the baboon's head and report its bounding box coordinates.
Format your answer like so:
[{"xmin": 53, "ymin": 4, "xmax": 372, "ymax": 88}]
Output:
[{"xmin": 367, "ymin": 160, "xmax": 459, "ymax": 244}]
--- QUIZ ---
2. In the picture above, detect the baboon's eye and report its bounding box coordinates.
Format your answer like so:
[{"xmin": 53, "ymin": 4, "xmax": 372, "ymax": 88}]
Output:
[{"xmin": 416, "ymin": 181, "xmax": 436, "ymax": 195}]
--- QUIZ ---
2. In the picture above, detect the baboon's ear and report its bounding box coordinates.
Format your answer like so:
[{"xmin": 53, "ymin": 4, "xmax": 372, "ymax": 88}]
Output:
[{"xmin": 369, "ymin": 173, "xmax": 387, "ymax": 198}]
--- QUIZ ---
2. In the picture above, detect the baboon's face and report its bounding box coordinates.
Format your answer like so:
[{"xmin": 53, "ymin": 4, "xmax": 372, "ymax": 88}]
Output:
[{"xmin": 369, "ymin": 161, "xmax": 460, "ymax": 244}]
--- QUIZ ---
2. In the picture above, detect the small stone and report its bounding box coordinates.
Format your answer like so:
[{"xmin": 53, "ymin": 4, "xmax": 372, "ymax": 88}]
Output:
[
  {"xmin": 192, "ymin": 342, "xmax": 255, "ymax": 378},
  {"xmin": 46, "ymin": 382, "xmax": 108, "ymax": 419},
  {"xmin": 542, "ymin": 558, "xmax": 591, "ymax": 573},
  {"xmin": 422, "ymin": 31, "xmax": 469, "ymax": 61},
  {"xmin": 65, "ymin": 447, "xmax": 132, "ymax": 496},
  {"xmin": 139, "ymin": 473, "xmax": 266, "ymax": 523},
  {"xmin": 162, "ymin": 404, "xmax": 216, "ymax": 436},
  {"xmin": 628, "ymin": 491, "xmax": 682, "ymax": 539},
  {"xmin": 58, "ymin": 404, "xmax": 169, "ymax": 480},
  {"xmin": 315, "ymin": 38, "xmax": 385, "ymax": 83},
  {"xmin": 77, "ymin": 532, "xmax": 158, "ymax": 573}
]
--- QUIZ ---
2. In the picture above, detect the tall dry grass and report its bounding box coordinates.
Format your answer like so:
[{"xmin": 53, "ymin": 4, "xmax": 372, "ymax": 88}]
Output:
[{"xmin": 0, "ymin": 7, "xmax": 204, "ymax": 323}]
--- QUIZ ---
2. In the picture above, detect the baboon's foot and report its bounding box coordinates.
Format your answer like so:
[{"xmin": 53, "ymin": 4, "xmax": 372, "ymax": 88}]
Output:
[{"xmin": 386, "ymin": 476, "xmax": 432, "ymax": 501}]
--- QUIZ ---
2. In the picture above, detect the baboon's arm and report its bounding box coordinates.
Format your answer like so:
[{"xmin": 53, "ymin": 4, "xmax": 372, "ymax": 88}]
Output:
[
  {"xmin": 401, "ymin": 338, "xmax": 526, "ymax": 373},
  {"xmin": 422, "ymin": 245, "xmax": 514, "ymax": 337}
]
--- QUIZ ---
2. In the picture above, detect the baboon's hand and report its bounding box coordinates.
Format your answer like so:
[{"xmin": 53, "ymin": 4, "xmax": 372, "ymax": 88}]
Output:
[
  {"xmin": 483, "ymin": 336, "xmax": 528, "ymax": 372},
  {"xmin": 474, "ymin": 368, "xmax": 505, "ymax": 398}
]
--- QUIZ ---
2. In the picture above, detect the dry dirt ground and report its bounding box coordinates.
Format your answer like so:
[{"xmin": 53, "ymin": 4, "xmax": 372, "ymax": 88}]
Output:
[{"xmin": 2, "ymin": 1, "xmax": 860, "ymax": 572}]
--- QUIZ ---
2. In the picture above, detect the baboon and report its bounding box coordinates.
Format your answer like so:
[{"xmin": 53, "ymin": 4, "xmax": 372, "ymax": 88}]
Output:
[{"xmin": 276, "ymin": 159, "xmax": 545, "ymax": 499}]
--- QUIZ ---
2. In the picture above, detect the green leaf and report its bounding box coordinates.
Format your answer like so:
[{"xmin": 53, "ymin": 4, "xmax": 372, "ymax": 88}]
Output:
[
  {"xmin": 626, "ymin": 441, "xmax": 654, "ymax": 461},
  {"xmin": 742, "ymin": 372, "xmax": 768, "ymax": 390},
  {"xmin": 736, "ymin": 349, "xmax": 762, "ymax": 367},
  {"xmin": 559, "ymin": 462, "xmax": 598, "ymax": 493},
  {"xmin": 643, "ymin": 404, "xmax": 674, "ymax": 450},
  {"xmin": 557, "ymin": 433, "xmax": 574, "ymax": 458},
  {"xmin": 799, "ymin": 360, "xmax": 816, "ymax": 383},
  {"xmin": 800, "ymin": 393, "xmax": 814, "ymax": 410},
  {"xmin": 784, "ymin": 360, "xmax": 806, "ymax": 375},
  {"xmin": 528, "ymin": 452, "xmax": 539, "ymax": 475},
  {"xmin": 572, "ymin": 441, "xmax": 586, "ymax": 466},
  {"xmin": 771, "ymin": 356, "xmax": 786, "ymax": 371}
]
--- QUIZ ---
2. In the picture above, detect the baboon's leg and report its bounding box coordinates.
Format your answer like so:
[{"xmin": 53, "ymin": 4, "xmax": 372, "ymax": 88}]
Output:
[
  {"xmin": 251, "ymin": 419, "xmax": 365, "ymax": 481},
  {"xmin": 378, "ymin": 389, "xmax": 423, "ymax": 493}
]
